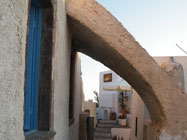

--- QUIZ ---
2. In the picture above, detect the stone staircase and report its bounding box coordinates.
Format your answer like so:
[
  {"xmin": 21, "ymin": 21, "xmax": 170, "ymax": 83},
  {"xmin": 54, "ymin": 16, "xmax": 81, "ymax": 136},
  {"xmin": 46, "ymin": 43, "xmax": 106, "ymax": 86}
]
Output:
[{"xmin": 94, "ymin": 120, "xmax": 119, "ymax": 140}]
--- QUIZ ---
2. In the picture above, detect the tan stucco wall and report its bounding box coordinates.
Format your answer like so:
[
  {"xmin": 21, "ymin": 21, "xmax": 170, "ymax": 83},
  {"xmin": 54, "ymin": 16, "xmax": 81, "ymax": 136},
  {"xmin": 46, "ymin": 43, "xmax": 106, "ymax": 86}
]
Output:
[
  {"xmin": 69, "ymin": 53, "xmax": 84, "ymax": 140},
  {"xmin": 155, "ymin": 56, "xmax": 187, "ymax": 93},
  {"xmin": 84, "ymin": 100, "xmax": 97, "ymax": 127},
  {"xmin": 0, "ymin": 0, "xmax": 28, "ymax": 139},
  {"xmin": 52, "ymin": 1, "xmax": 71, "ymax": 140},
  {"xmin": 130, "ymin": 91, "xmax": 144, "ymax": 140},
  {"xmin": 52, "ymin": 0, "xmax": 71, "ymax": 139},
  {"xmin": 66, "ymin": 0, "xmax": 187, "ymax": 139},
  {"xmin": 174, "ymin": 56, "xmax": 187, "ymax": 93},
  {"xmin": 154, "ymin": 56, "xmax": 186, "ymax": 93}
]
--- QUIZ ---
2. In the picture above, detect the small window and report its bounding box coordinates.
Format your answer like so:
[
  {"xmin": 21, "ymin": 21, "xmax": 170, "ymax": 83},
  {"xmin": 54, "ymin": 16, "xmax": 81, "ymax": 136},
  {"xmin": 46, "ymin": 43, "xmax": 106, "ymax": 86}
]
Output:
[
  {"xmin": 103, "ymin": 73, "xmax": 112, "ymax": 82},
  {"xmin": 69, "ymin": 47, "xmax": 76, "ymax": 125},
  {"xmin": 135, "ymin": 117, "xmax": 138, "ymax": 137}
]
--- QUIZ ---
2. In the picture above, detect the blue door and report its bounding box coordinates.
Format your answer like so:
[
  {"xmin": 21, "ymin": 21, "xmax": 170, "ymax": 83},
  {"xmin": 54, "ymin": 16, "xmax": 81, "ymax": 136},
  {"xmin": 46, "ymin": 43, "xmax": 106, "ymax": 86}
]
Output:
[{"xmin": 24, "ymin": 0, "xmax": 42, "ymax": 131}]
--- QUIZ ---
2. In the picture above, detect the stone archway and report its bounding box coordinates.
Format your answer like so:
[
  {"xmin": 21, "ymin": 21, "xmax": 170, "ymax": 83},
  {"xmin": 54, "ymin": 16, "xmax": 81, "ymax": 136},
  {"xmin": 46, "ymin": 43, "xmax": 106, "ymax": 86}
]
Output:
[{"xmin": 66, "ymin": 0, "xmax": 187, "ymax": 139}]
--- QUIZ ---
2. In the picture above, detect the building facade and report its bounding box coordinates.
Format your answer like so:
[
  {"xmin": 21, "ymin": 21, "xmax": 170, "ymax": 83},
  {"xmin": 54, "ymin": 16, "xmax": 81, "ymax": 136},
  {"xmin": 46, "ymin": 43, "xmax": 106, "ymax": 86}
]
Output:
[
  {"xmin": 0, "ymin": 0, "xmax": 84, "ymax": 140},
  {"xmin": 97, "ymin": 70, "xmax": 144, "ymax": 140},
  {"xmin": 1, "ymin": 0, "xmax": 187, "ymax": 139}
]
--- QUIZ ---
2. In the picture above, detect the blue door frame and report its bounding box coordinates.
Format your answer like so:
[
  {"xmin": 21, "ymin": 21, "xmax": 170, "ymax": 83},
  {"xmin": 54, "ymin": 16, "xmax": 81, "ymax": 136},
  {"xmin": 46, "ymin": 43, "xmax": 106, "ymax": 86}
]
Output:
[{"xmin": 24, "ymin": 0, "xmax": 42, "ymax": 131}]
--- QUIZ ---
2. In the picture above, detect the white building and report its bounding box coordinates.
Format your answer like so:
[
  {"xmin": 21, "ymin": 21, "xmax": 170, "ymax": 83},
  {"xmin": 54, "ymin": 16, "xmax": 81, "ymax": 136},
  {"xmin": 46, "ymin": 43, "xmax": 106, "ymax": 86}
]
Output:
[
  {"xmin": 97, "ymin": 70, "xmax": 144, "ymax": 140},
  {"xmin": 97, "ymin": 71, "xmax": 130, "ymax": 120}
]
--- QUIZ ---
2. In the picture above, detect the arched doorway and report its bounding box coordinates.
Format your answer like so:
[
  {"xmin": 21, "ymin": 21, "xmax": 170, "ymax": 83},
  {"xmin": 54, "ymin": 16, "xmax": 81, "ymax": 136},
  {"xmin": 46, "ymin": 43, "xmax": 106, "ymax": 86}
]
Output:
[
  {"xmin": 104, "ymin": 110, "xmax": 108, "ymax": 120},
  {"xmin": 66, "ymin": 0, "xmax": 187, "ymax": 139}
]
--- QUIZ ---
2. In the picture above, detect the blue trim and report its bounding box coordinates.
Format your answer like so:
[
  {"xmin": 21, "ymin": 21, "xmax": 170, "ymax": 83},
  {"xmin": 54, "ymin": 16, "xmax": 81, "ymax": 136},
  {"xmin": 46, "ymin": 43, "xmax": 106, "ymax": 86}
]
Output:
[
  {"xmin": 24, "ymin": 1, "xmax": 42, "ymax": 131},
  {"xmin": 24, "ymin": 6, "xmax": 36, "ymax": 130},
  {"xmin": 32, "ymin": 7, "xmax": 42, "ymax": 130}
]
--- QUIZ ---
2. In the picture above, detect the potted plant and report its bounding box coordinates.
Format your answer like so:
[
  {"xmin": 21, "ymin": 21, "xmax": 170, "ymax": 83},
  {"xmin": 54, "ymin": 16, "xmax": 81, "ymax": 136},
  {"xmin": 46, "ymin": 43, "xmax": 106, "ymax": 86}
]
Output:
[
  {"xmin": 118, "ymin": 109, "xmax": 127, "ymax": 126},
  {"xmin": 118, "ymin": 91, "xmax": 128, "ymax": 126},
  {"xmin": 110, "ymin": 111, "xmax": 116, "ymax": 120}
]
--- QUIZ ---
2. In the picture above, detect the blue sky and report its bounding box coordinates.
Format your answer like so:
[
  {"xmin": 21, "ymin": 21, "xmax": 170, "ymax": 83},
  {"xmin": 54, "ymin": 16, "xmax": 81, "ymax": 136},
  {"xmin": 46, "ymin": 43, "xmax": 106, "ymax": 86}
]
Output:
[{"xmin": 81, "ymin": 0, "xmax": 187, "ymax": 101}]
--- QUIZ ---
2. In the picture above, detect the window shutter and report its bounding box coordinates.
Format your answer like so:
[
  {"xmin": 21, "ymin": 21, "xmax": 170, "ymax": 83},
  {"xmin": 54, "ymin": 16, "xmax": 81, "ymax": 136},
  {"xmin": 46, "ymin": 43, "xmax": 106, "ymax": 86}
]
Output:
[
  {"xmin": 24, "ymin": 7, "xmax": 36, "ymax": 131},
  {"xmin": 24, "ymin": 5, "xmax": 42, "ymax": 131}
]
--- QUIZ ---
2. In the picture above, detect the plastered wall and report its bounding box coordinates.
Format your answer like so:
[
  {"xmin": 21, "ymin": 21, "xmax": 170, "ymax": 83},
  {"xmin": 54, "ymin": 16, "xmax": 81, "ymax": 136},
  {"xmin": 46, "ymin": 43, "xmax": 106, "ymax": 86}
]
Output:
[
  {"xmin": 130, "ymin": 91, "xmax": 144, "ymax": 140},
  {"xmin": 85, "ymin": 100, "xmax": 97, "ymax": 127},
  {"xmin": 0, "ymin": 0, "xmax": 28, "ymax": 139},
  {"xmin": 52, "ymin": 1, "xmax": 83, "ymax": 140},
  {"xmin": 66, "ymin": 0, "xmax": 187, "ymax": 138},
  {"xmin": 52, "ymin": 0, "xmax": 71, "ymax": 139},
  {"xmin": 69, "ymin": 53, "xmax": 84, "ymax": 140},
  {"xmin": 0, "ymin": 0, "xmax": 83, "ymax": 139},
  {"xmin": 52, "ymin": 1, "xmax": 83, "ymax": 139},
  {"xmin": 154, "ymin": 56, "xmax": 187, "ymax": 93},
  {"xmin": 171, "ymin": 56, "xmax": 187, "ymax": 93}
]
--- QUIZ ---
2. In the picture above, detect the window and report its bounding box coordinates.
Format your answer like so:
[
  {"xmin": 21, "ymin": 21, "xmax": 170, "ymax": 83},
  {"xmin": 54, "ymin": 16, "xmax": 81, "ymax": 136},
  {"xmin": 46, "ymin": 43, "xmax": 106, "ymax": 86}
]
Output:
[
  {"xmin": 24, "ymin": 0, "xmax": 53, "ymax": 132},
  {"xmin": 24, "ymin": 1, "xmax": 42, "ymax": 131},
  {"xmin": 104, "ymin": 73, "xmax": 112, "ymax": 82},
  {"xmin": 135, "ymin": 117, "xmax": 138, "ymax": 137},
  {"xmin": 69, "ymin": 47, "xmax": 76, "ymax": 125}
]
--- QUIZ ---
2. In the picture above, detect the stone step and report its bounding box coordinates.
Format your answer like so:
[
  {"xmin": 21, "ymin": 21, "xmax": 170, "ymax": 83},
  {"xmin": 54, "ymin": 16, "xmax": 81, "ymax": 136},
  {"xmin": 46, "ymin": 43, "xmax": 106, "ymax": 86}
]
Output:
[
  {"xmin": 94, "ymin": 138, "xmax": 112, "ymax": 140},
  {"xmin": 97, "ymin": 123, "xmax": 120, "ymax": 128},
  {"xmin": 94, "ymin": 132, "xmax": 112, "ymax": 138},
  {"xmin": 95, "ymin": 127, "xmax": 111, "ymax": 133},
  {"xmin": 94, "ymin": 136, "xmax": 112, "ymax": 139},
  {"xmin": 99, "ymin": 120, "xmax": 117, "ymax": 124}
]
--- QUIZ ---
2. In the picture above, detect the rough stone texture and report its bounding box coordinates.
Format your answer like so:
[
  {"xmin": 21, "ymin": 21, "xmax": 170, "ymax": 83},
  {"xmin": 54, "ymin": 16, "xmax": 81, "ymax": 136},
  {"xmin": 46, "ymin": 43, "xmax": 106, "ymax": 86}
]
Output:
[
  {"xmin": 155, "ymin": 57, "xmax": 185, "ymax": 92},
  {"xmin": 0, "ymin": 0, "xmax": 28, "ymax": 139},
  {"xmin": 155, "ymin": 56, "xmax": 187, "ymax": 94},
  {"xmin": 144, "ymin": 57, "xmax": 186, "ymax": 140},
  {"xmin": 66, "ymin": 0, "xmax": 187, "ymax": 139},
  {"xmin": 174, "ymin": 56, "xmax": 187, "ymax": 93},
  {"xmin": 161, "ymin": 61, "xmax": 185, "ymax": 91}
]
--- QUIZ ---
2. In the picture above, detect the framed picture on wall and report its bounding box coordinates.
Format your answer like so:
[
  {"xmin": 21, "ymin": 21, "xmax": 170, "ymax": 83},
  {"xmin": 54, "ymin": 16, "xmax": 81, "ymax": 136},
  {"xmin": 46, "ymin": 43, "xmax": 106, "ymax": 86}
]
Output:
[{"xmin": 104, "ymin": 73, "xmax": 112, "ymax": 82}]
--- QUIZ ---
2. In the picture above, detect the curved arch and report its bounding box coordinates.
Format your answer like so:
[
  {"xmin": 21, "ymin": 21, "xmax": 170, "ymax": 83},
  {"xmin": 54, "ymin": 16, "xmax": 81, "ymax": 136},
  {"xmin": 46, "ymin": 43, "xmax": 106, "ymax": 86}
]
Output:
[{"xmin": 66, "ymin": 0, "xmax": 187, "ymax": 138}]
